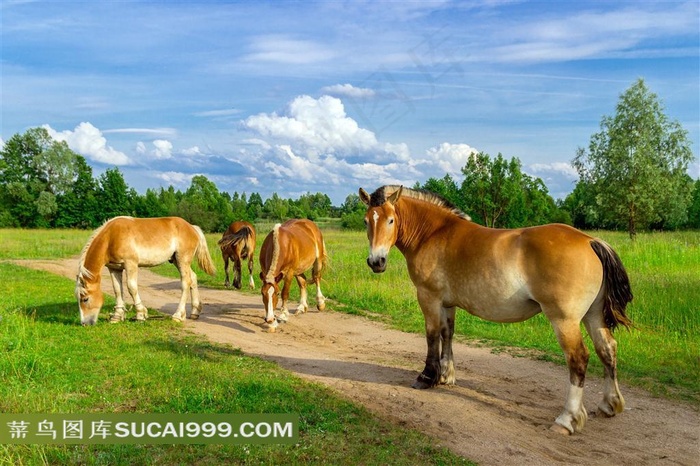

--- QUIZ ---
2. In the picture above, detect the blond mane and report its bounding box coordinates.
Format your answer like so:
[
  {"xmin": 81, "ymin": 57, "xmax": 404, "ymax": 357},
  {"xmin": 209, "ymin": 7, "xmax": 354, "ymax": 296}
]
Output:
[
  {"xmin": 265, "ymin": 223, "xmax": 282, "ymax": 283},
  {"xmin": 371, "ymin": 185, "xmax": 471, "ymax": 221}
]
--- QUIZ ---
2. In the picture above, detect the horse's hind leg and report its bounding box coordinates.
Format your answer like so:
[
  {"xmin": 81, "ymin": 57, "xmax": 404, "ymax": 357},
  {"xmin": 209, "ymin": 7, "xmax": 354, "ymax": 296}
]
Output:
[
  {"xmin": 188, "ymin": 268, "xmax": 202, "ymax": 320},
  {"xmin": 233, "ymin": 258, "xmax": 242, "ymax": 290},
  {"xmin": 440, "ymin": 306, "xmax": 456, "ymax": 385},
  {"xmin": 583, "ymin": 309, "xmax": 625, "ymax": 417},
  {"xmin": 549, "ymin": 317, "xmax": 590, "ymax": 435}
]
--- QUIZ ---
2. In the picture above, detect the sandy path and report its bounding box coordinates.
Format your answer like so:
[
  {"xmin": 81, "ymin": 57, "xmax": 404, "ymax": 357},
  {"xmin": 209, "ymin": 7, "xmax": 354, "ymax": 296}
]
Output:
[{"xmin": 16, "ymin": 258, "xmax": 700, "ymax": 465}]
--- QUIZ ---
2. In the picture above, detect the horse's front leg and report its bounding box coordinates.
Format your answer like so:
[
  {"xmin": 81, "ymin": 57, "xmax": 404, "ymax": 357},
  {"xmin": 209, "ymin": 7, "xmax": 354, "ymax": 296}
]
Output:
[
  {"xmin": 413, "ymin": 290, "xmax": 443, "ymax": 389},
  {"xmin": 278, "ymin": 275, "xmax": 293, "ymax": 322},
  {"xmin": 124, "ymin": 264, "xmax": 148, "ymax": 321},
  {"xmin": 109, "ymin": 269, "xmax": 126, "ymax": 323},
  {"xmin": 440, "ymin": 306, "xmax": 456, "ymax": 385},
  {"xmin": 295, "ymin": 274, "xmax": 309, "ymax": 314}
]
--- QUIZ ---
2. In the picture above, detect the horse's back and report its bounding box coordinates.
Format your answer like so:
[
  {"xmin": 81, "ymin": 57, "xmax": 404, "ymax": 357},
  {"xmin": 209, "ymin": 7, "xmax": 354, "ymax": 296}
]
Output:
[{"xmin": 102, "ymin": 216, "xmax": 198, "ymax": 267}]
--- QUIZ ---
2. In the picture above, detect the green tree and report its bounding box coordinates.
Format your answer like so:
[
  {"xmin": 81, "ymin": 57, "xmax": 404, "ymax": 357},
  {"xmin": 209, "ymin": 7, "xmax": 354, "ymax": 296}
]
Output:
[
  {"xmin": 460, "ymin": 152, "xmax": 525, "ymax": 228},
  {"xmin": 97, "ymin": 168, "xmax": 134, "ymax": 221},
  {"xmin": 340, "ymin": 193, "xmax": 367, "ymax": 230},
  {"xmin": 55, "ymin": 156, "xmax": 99, "ymax": 228},
  {"xmin": 573, "ymin": 78, "xmax": 695, "ymax": 238},
  {"xmin": 686, "ymin": 179, "xmax": 700, "ymax": 229},
  {"xmin": 247, "ymin": 192, "xmax": 263, "ymax": 220},
  {"xmin": 175, "ymin": 175, "xmax": 231, "ymax": 232},
  {"xmin": 263, "ymin": 193, "xmax": 289, "ymax": 220},
  {"xmin": 0, "ymin": 127, "xmax": 85, "ymax": 227}
]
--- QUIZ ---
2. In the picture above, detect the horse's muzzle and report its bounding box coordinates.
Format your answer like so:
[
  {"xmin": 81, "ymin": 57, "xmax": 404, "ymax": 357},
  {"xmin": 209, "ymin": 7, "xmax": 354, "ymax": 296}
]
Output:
[{"xmin": 367, "ymin": 256, "xmax": 386, "ymax": 273}]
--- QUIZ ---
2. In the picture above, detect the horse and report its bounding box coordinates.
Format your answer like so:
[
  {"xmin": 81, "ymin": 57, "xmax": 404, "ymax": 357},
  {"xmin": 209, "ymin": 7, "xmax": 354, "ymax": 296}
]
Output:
[
  {"xmin": 218, "ymin": 221, "xmax": 256, "ymax": 290},
  {"xmin": 359, "ymin": 185, "xmax": 633, "ymax": 435},
  {"xmin": 259, "ymin": 219, "xmax": 328, "ymax": 330},
  {"xmin": 75, "ymin": 216, "xmax": 216, "ymax": 326}
]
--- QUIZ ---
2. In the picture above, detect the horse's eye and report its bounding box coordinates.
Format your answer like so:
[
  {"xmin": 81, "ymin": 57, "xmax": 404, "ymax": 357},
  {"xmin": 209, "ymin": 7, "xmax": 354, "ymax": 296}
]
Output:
[
  {"xmin": 388, "ymin": 218, "xmax": 394, "ymax": 225},
  {"xmin": 81, "ymin": 297, "xmax": 89, "ymax": 303}
]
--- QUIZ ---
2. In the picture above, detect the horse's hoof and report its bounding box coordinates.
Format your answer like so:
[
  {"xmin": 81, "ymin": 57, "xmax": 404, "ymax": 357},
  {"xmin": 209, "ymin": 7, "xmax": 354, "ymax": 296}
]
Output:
[
  {"xmin": 317, "ymin": 301, "xmax": 326, "ymax": 312},
  {"xmin": 550, "ymin": 424, "xmax": 572, "ymax": 436},
  {"xmin": 190, "ymin": 314, "xmax": 200, "ymax": 320},
  {"xmin": 172, "ymin": 316, "xmax": 184, "ymax": 323},
  {"xmin": 411, "ymin": 374, "xmax": 435, "ymax": 389},
  {"xmin": 268, "ymin": 326, "xmax": 277, "ymax": 333}
]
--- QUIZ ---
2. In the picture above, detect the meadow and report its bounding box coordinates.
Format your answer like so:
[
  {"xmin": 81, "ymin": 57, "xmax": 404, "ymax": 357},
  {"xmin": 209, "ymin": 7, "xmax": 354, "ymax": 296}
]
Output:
[
  {"xmin": 0, "ymin": 225, "xmax": 697, "ymax": 463},
  {"xmin": 0, "ymin": 228, "xmax": 468, "ymax": 465}
]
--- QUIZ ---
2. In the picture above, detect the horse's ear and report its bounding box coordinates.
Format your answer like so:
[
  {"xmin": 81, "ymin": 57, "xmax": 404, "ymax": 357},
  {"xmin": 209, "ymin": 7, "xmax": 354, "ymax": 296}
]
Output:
[
  {"xmin": 388, "ymin": 185, "xmax": 403, "ymax": 205},
  {"xmin": 359, "ymin": 188, "xmax": 371, "ymax": 206},
  {"xmin": 274, "ymin": 272, "xmax": 284, "ymax": 283}
]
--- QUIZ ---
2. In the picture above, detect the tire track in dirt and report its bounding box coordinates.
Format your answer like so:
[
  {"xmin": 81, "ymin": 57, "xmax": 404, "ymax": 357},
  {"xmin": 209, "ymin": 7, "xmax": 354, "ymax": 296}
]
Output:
[{"xmin": 16, "ymin": 258, "xmax": 700, "ymax": 466}]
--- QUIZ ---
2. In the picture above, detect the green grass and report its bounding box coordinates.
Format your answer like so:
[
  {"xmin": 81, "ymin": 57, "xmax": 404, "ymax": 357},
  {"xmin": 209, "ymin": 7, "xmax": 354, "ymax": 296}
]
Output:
[{"xmin": 0, "ymin": 263, "xmax": 469, "ymax": 465}]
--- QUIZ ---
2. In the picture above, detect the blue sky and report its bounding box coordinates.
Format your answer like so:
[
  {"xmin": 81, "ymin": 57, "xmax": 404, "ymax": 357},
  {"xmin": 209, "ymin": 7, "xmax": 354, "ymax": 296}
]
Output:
[{"xmin": 2, "ymin": 0, "xmax": 698, "ymax": 205}]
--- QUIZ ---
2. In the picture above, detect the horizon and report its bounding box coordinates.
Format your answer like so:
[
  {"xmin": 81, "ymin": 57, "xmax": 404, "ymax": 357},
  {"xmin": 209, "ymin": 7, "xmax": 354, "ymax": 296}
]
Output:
[{"xmin": 2, "ymin": 1, "xmax": 698, "ymax": 205}]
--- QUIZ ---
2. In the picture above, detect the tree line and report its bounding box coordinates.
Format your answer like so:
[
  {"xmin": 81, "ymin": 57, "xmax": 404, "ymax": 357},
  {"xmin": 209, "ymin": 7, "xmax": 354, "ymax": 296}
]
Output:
[{"xmin": 1, "ymin": 80, "xmax": 697, "ymax": 236}]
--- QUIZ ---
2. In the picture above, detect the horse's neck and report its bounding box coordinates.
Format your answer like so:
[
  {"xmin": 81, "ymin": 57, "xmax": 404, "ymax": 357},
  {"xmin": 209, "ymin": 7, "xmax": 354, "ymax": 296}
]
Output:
[
  {"xmin": 395, "ymin": 200, "xmax": 475, "ymax": 255},
  {"xmin": 82, "ymin": 237, "xmax": 108, "ymax": 283}
]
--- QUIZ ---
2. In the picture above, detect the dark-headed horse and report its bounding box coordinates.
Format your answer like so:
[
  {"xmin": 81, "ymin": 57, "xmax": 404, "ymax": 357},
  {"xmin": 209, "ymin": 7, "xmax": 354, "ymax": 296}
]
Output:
[
  {"xmin": 75, "ymin": 216, "xmax": 216, "ymax": 325},
  {"xmin": 218, "ymin": 221, "xmax": 256, "ymax": 289},
  {"xmin": 259, "ymin": 219, "xmax": 328, "ymax": 330},
  {"xmin": 359, "ymin": 185, "xmax": 632, "ymax": 435}
]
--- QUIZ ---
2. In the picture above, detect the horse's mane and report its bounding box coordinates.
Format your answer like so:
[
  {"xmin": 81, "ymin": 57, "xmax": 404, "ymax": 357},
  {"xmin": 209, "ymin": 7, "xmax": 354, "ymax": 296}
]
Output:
[
  {"xmin": 265, "ymin": 223, "xmax": 282, "ymax": 283},
  {"xmin": 77, "ymin": 216, "xmax": 132, "ymax": 284},
  {"xmin": 369, "ymin": 185, "xmax": 471, "ymax": 221}
]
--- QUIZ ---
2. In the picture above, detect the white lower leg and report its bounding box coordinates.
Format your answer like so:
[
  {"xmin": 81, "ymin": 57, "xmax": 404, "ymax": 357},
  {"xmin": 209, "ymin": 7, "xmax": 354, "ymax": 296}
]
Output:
[{"xmin": 554, "ymin": 385, "xmax": 587, "ymax": 434}]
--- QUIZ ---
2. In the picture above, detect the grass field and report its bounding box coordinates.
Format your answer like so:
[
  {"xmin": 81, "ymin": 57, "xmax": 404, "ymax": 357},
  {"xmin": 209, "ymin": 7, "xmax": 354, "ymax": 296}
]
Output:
[
  {"xmin": 0, "ymin": 228, "xmax": 469, "ymax": 465},
  {"xmin": 0, "ymin": 225, "xmax": 697, "ymax": 464}
]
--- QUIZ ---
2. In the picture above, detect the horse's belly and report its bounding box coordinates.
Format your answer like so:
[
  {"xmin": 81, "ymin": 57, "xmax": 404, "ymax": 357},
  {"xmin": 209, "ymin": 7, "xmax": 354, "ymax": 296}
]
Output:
[{"xmin": 464, "ymin": 301, "xmax": 541, "ymax": 323}]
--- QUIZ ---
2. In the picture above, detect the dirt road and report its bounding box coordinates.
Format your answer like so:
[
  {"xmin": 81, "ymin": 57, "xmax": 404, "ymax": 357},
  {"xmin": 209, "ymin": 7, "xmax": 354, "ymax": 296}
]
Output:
[{"xmin": 18, "ymin": 259, "xmax": 699, "ymax": 465}]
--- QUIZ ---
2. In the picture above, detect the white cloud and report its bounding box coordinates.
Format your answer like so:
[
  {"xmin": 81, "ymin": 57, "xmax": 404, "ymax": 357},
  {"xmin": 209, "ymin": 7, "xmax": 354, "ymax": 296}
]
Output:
[
  {"xmin": 0, "ymin": 137, "xmax": 4, "ymax": 151},
  {"xmin": 528, "ymin": 162, "xmax": 579, "ymax": 180},
  {"xmin": 152, "ymin": 139, "xmax": 173, "ymax": 159},
  {"xmin": 182, "ymin": 146, "xmax": 203, "ymax": 156},
  {"xmin": 194, "ymin": 109, "xmax": 241, "ymax": 118},
  {"xmin": 135, "ymin": 139, "xmax": 174, "ymax": 159},
  {"xmin": 43, "ymin": 122, "xmax": 132, "ymax": 165},
  {"xmin": 103, "ymin": 127, "xmax": 176, "ymax": 137},
  {"xmin": 155, "ymin": 171, "xmax": 193, "ymax": 187},
  {"xmin": 245, "ymin": 35, "xmax": 335, "ymax": 64},
  {"xmin": 242, "ymin": 94, "xmax": 408, "ymax": 162},
  {"xmin": 321, "ymin": 84, "xmax": 376, "ymax": 99},
  {"xmin": 421, "ymin": 142, "xmax": 478, "ymax": 176}
]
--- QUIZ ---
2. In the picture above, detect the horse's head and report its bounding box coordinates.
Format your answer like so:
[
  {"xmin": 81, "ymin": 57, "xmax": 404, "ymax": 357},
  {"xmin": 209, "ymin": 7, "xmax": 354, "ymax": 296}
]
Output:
[
  {"xmin": 260, "ymin": 273, "xmax": 283, "ymax": 323},
  {"xmin": 75, "ymin": 272, "xmax": 102, "ymax": 326},
  {"xmin": 359, "ymin": 186, "xmax": 402, "ymax": 273}
]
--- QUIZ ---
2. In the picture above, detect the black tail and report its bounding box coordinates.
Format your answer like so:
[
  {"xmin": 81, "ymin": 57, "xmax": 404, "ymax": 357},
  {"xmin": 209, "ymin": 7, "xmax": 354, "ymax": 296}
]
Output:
[{"xmin": 590, "ymin": 240, "xmax": 633, "ymax": 331}]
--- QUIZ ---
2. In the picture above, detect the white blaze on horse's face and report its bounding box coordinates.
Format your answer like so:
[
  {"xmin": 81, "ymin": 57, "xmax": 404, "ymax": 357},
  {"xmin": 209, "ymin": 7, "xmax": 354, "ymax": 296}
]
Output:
[
  {"xmin": 261, "ymin": 282, "xmax": 279, "ymax": 323},
  {"xmin": 364, "ymin": 202, "xmax": 398, "ymax": 273}
]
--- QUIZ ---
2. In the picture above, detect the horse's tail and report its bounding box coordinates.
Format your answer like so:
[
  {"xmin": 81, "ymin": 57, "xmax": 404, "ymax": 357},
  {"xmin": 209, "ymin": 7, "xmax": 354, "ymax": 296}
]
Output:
[
  {"xmin": 218, "ymin": 226, "xmax": 254, "ymax": 256},
  {"xmin": 193, "ymin": 225, "xmax": 216, "ymax": 276},
  {"xmin": 590, "ymin": 239, "xmax": 633, "ymax": 331}
]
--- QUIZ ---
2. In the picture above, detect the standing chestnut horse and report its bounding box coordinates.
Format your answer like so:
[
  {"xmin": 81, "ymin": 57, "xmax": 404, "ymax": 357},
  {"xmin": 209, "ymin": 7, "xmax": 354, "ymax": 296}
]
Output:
[
  {"xmin": 259, "ymin": 219, "xmax": 328, "ymax": 329},
  {"xmin": 359, "ymin": 185, "xmax": 632, "ymax": 435},
  {"xmin": 218, "ymin": 221, "xmax": 256, "ymax": 289},
  {"xmin": 75, "ymin": 216, "xmax": 216, "ymax": 325}
]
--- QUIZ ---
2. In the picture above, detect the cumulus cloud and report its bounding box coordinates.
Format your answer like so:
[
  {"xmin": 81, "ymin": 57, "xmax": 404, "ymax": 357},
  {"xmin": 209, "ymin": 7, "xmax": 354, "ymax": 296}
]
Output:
[
  {"xmin": 135, "ymin": 139, "xmax": 173, "ymax": 159},
  {"xmin": 43, "ymin": 122, "xmax": 132, "ymax": 165},
  {"xmin": 320, "ymin": 84, "xmax": 376, "ymax": 99},
  {"xmin": 421, "ymin": 142, "xmax": 478, "ymax": 176},
  {"xmin": 242, "ymin": 94, "xmax": 408, "ymax": 163}
]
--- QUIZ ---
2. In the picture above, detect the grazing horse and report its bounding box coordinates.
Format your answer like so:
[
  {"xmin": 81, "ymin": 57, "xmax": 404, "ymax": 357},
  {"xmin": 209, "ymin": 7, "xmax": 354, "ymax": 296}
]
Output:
[
  {"xmin": 359, "ymin": 185, "xmax": 633, "ymax": 435},
  {"xmin": 218, "ymin": 221, "xmax": 256, "ymax": 289},
  {"xmin": 75, "ymin": 216, "xmax": 216, "ymax": 326},
  {"xmin": 259, "ymin": 219, "xmax": 328, "ymax": 329}
]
